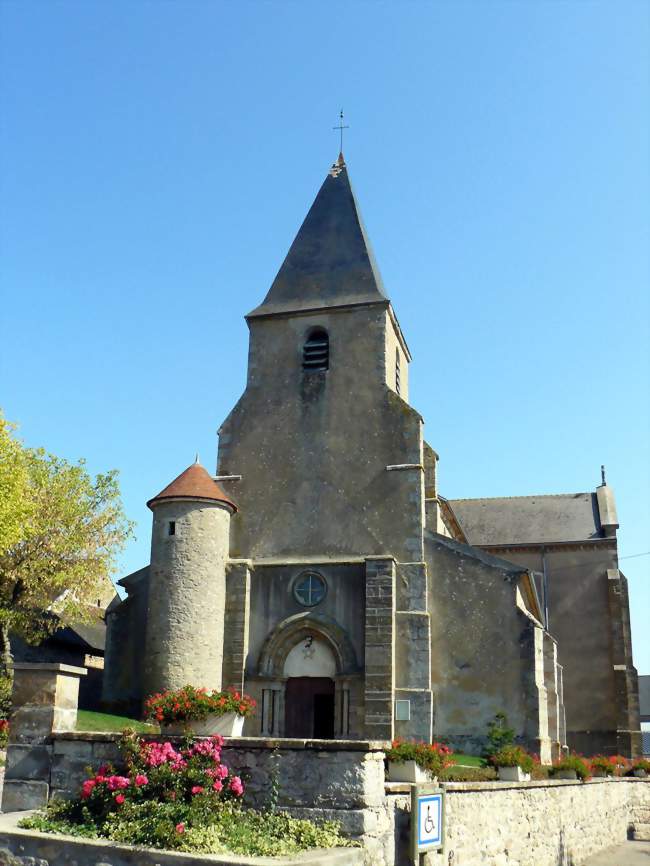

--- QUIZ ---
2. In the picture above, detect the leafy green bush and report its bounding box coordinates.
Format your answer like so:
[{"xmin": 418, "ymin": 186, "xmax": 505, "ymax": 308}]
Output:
[
  {"xmin": 488, "ymin": 744, "xmax": 534, "ymax": 773},
  {"xmin": 0, "ymin": 674, "xmax": 12, "ymax": 720},
  {"xmin": 439, "ymin": 765, "xmax": 497, "ymax": 782},
  {"xmin": 550, "ymin": 753, "xmax": 590, "ymax": 781},
  {"xmin": 386, "ymin": 739, "xmax": 454, "ymax": 776},
  {"xmin": 483, "ymin": 712, "xmax": 514, "ymax": 759}
]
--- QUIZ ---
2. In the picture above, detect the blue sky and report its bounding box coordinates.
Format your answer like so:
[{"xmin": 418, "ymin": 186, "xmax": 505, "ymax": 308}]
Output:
[{"xmin": 1, "ymin": 1, "xmax": 648, "ymax": 669}]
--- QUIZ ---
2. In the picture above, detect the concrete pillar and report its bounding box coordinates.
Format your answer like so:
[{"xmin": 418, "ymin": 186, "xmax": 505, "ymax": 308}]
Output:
[
  {"xmin": 2, "ymin": 662, "xmax": 86, "ymax": 812},
  {"xmin": 364, "ymin": 556, "xmax": 395, "ymax": 741},
  {"xmin": 543, "ymin": 633, "xmax": 561, "ymax": 759},
  {"xmin": 394, "ymin": 562, "xmax": 433, "ymax": 742}
]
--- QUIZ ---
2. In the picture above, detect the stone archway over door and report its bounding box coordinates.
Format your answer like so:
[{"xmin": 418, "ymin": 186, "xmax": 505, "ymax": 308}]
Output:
[{"xmin": 285, "ymin": 677, "xmax": 335, "ymax": 738}]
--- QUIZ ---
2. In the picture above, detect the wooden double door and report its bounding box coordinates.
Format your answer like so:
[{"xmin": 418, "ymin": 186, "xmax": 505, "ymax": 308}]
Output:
[{"xmin": 284, "ymin": 677, "xmax": 335, "ymax": 739}]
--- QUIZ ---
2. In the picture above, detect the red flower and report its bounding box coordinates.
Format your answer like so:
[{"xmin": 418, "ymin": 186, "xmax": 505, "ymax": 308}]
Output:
[
  {"xmin": 176, "ymin": 823, "xmax": 185, "ymax": 834},
  {"xmin": 115, "ymin": 793, "xmax": 125, "ymax": 805}
]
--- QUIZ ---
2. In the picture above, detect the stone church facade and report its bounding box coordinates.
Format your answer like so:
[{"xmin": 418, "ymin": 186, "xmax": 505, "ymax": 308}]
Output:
[{"xmin": 103, "ymin": 154, "xmax": 640, "ymax": 758}]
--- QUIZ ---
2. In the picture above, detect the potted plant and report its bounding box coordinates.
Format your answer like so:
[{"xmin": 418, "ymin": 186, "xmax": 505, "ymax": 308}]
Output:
[
  {"xmin": 489, "ymin": 744, "xmax": 534, "ymax": 782},
  {"xmin": 589, "ymin": 755, "xmax": 615, "ymax": 779},
  {"xmin": 609, "ymin": 755, "xmax": 630, "ymax": 777},
  {"xmin": 631, "ymin": 759, "xmax": 650, "ymax": 778},
  {"xmin": 550, "ymin": 753, "xmax": 590, "ymax": 781},
  {"xmin": 386, "ymin": 739, "xmax": 454, "ymax": 783},
  {"xmin": 144, "ymin": 684, "xmax": 256, "ymax": 736}
]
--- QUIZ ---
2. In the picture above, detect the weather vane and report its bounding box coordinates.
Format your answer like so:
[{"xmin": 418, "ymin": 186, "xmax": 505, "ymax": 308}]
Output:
[{"xmin": 333, "ymin": 109, "xmax": 349, "ymax": 152}]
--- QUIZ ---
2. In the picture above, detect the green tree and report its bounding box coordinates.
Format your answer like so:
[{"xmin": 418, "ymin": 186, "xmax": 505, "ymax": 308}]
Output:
[{"xmin": 0, "ymin": 411, "xmax": 134, "ymax": 678}]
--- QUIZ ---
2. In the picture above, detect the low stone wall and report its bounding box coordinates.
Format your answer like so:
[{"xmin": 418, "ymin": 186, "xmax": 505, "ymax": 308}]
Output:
[
  {"xmin": 0, "ymin": 811, "xmax": 362, "ymax": 866},
  {"xmin": 389, "ymin": 777, "xmax": 650, "ymax": 866},
  {"xmin": 4, "ymin": 732, "xmax": 395, "ymax": 866}
]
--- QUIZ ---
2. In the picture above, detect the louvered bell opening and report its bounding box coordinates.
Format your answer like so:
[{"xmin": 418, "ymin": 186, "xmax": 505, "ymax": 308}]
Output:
[
  {"xmin": 302, "ymin": 331, "xmax": 329, "ymax": 372},
  {"xmin": 395, "ymin": 349, "xmax": 401, "ymax": 396}
]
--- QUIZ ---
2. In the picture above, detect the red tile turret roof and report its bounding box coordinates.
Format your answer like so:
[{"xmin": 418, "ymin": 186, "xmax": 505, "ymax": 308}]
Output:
[{"xmin": 147, "ymin": 462, "xmax": 237, "ymax": 512}]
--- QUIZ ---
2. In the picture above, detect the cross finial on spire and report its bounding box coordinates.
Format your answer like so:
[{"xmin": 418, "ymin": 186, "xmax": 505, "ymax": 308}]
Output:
[
  {"xmin": 601, "ymin": 464, "xmax": 606, "ymax": 486},
  {"xmin": 194, "ymin": 452, "xmax": 200, "ymax": 465},
  {"xmin": 333, "ymin": 109, "xmax": 349, "ymax": 154}
]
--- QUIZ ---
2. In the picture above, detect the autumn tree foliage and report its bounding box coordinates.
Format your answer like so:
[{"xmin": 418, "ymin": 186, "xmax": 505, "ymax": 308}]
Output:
[{"xmin": 0, "ymin": 411, "xmax": 133, "ymax": 678}]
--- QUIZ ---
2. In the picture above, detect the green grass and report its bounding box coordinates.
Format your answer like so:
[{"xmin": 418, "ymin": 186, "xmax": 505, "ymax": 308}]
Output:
[
  {"xmin": 76, "ymin": 709, "xmax": 158, "ymax": 734},
  {"xmin": 451, "ymin": 753, "xmax": 486, "ymax": 768}
]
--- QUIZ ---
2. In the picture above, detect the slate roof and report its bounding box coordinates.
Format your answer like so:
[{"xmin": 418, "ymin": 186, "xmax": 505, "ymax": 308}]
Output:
[
  {"xmin": 147, "ymin": 462, "xmax": 237, "ymax": 512},
  {"xmin": 247, "ymin": 153, "xmax": 389, "ymax": 318},
  {"xmin": 447, "ymin": 493, "xmax": 602, "ymax": 546}
]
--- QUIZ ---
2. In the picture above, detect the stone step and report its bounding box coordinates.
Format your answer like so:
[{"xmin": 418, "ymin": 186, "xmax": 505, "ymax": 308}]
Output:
[{"xmin": 631, "ymin": 823, "xmax": 650, "ymax": 842}]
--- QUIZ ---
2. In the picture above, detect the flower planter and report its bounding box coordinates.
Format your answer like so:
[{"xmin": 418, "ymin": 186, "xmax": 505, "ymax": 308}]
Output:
[
  {"xmin": 633, "ymin": 769, "xmax": 647, "ymax": 778},
  {"xmin": 387, "ymin": 760, "xmax": 435, "ymax": 783},
  {"xmin": 591, "ymin": 769, "xmax": 612, "ymax": 779},
  {"xmin": 497, "ymin": 765, "xmax": 531, "ymax": 782},
  {"xmin": 554, "ymin": 769, "xmax": 578, "ymax": 780},
  {"xmin": 163, "ymin": 712, "xmax": 245, "ymax": 737}
]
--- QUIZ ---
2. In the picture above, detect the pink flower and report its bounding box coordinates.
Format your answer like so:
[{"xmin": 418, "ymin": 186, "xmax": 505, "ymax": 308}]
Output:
[
  {"xmin": 107, "ymin": 775, "xmax": 130, "ymax": 791},
  {"xmin": 217, "ymin": 764, "xmax": 229, "ymax": 779},
  {"xmin": 134, "ymin": 774, "xmax": 148, "ymax": 787},
  {"xmin": 229, "ymin": 776, "xmax": 244, "ymax": 796},
  {"xmin": 114, "ymin": 793, "xmax": 125, "ymax": 804},
  {"xmin": 176, "ymin": 823, "xmax": 185, "ymax": 834},
  {"xmin": 191, "ymin": 785, "xmax": 204, "ymax": 795},
  {"xmin": 81, "ymin": 779, "xmax": 96, "ymax": 799},
  {"xmin": 212, "ymin": 780, "xmax": 223, "ymax": 792}
]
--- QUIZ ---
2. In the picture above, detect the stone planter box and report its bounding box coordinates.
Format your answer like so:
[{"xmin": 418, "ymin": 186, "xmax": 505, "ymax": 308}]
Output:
[
  {"xmin": 497, "ymin": 765, "xmax": 531, "ymax": 782},
  {"xmin": 633, "ymin": 769, "xmax": 648, "ymax": 778},
  {"xmin": 591, "ymin": 769, "xmax": 613, "ymax": 779},
  {"xmin": 163, "ymin": 712, "xmax": 244, "ymax": 737},
  {"xmin": 387, "ymin": 760, "xmax": 434, "ymax": 783},
  {"xmin": 554, "ymin": 769, "xmax": 578, "ymax": 780}
]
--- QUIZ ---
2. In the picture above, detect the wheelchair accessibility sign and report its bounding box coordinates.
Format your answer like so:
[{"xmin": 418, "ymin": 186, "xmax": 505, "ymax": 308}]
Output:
[{"xmin": 411, "ymin": 785, "xmax": 444, "ymax": 860}]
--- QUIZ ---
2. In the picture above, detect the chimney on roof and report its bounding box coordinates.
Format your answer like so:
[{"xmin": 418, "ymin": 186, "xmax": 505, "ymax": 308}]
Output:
[{"xmin": 596, "ymin": 467, "xmax": 619, "ymax": 538}]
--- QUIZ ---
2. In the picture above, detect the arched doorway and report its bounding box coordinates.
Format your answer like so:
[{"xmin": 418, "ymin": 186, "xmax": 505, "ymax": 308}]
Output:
[{"xmin": 283, "ymin": 636, "xmax": 336, "ymax": 739}]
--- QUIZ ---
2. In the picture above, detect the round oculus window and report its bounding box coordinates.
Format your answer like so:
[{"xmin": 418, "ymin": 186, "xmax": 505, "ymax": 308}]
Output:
[{"xmin": 293, "ymin": 572, "xmax": 327, "ymax": 607}]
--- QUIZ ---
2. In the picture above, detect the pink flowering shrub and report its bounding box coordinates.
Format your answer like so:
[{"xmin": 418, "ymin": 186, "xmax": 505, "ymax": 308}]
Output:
[{"xmin": 77, "ymin": 731, "xmax": 245, "ymax": 816}]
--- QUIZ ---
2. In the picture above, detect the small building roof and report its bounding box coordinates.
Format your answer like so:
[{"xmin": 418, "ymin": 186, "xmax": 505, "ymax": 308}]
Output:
[
  {"xmin": 447, "ymin": 493, "xmax": 602, "ymax": 546},
  {"xmin": 247, "ymin": 153, "xmax": 389, "ymax": 319},
  {"xmin": 147, "ymin": 462, "xmax": 237, "ymax": 512}
]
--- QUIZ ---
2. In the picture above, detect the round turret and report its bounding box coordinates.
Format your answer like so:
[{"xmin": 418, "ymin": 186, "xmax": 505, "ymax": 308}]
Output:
[{"xmin": 143, "ymin": 460, "xmax": 236, "ymax": 698}]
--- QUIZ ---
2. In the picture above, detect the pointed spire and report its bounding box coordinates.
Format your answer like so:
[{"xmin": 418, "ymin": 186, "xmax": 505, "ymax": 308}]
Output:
[
  {"xmin": 247, "ymin": 158, "xmax": 389, "ymax": 319},
  {"xmin": 194, "ymin": 452, "xmax": 200, "ymax": 465}
]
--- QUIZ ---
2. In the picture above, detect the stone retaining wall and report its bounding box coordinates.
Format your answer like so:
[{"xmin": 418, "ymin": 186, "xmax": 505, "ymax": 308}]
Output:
[{"xmin": 389, "ymin": 777, "xmax": 650, "ymax": 866}]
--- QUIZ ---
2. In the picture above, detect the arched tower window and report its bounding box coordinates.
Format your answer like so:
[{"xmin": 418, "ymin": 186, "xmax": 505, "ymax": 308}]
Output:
[
  {"xmin": 395, "ymin": 348, "xmax": 401, "ymax": 396},
  {"xmin": 302, "ymin": 329, "xmax": 329, "ymax": 372}
]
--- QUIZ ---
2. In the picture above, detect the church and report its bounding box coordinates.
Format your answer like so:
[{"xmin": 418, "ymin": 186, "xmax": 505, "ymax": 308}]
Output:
[{"xmin": 103, "ymin": 153, "xmax": 641, "ymax": 759}]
